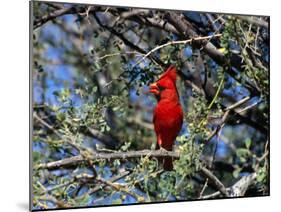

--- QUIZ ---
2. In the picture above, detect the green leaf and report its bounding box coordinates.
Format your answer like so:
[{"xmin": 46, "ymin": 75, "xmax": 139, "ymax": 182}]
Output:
[
  {"xmin": 245, "ymin": 138, "xmax": 252, "ymax": 149},
  {"xmin": 240, "ymin": 156, "xmax": 246, "ymax": 163},
  {"xmin": 33, "ymin": 151, "xmax": 42, "ymax": 163},
  {"xmin": 236, "ymin": 148, "xmax": 250, "ymax": 158},
  {"xmin": 113, "ymin": 159, "xmax": 120, "ymax": 167},
  {"xmin": 92, "ymin": 86, "xmax": 98, "ymax": 93},
  {"xmin": 257, "ymin": 167, "xmax": 266, "ymax": 182},
  {"xmin": 112, "ymin": 199, "xmax": 122, "ymax": 204},
  {"xmin": 233, "ymin": 167, "xmax": 242, "ymax": 178},
  {"xmin": 105, "ymin": 125, "xmax": 111, "ymax": 131}
]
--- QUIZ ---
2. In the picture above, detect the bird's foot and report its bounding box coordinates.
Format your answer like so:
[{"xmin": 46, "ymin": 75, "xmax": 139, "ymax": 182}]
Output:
[{"xmin": 159, "ymin": 147, "xmax": 168, "ymax": 153}]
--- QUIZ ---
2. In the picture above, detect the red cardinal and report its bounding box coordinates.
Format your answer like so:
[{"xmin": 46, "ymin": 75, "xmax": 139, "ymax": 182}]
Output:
[{"xmin": 149, "ymin": 65, "xmax": 183, "ymax": 171}]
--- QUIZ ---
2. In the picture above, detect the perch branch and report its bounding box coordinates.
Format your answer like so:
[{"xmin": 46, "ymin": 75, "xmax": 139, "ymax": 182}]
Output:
[
  {"xmin": 37, "ymin": 149, "xmax": 180, "ymax": 170},
  {"xmin": 37, "ymin": 149, "xmax": 228, "ymax": 197}
]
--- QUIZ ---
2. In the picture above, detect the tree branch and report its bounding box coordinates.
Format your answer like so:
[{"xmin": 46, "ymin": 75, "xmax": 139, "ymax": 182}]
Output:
[
  {"xmin": 93, "ymin": 12, "xmax": 165, "ymax": 67},
  {"xmin": 236, "ymin": 16, "xmax": 268, "ymax": 28},
  {"xmin": 33, "ymin": 112, "xmax": 82, "ymax": 152},
  {"xmin": 34, "ymin": 6, "xmax": 77, "ymax": 29},
  {"xmin": 124, "ymin": 14, "xmax": 179, "ymax": 34},
  {"xmin": 134, "ymin": 34, "xmax": 222, "ymax": 68},
  {"xmin": 165, "ymin": 11, "xmax": 226, "ymax": 65},
  {"xmin": 37, "ymin": 149, "xmax": 180, "ymax": 170},
  {"xmin": 89, "ymin": 170, "xmax": 131, "ymax": 194},
  {"xmin": 165, "ymin": 11, "xmax": 260, "ymax": 96},
  {"xmin": 202, "ymin": 172, "xmax": 257, "ymax": 199},
  {"xmin": 206, "ymin": 96, "xmax": 250, "ymax": 142},
  {"xmin": 37, "ymin": 148, "xmax": 230, "ymax": 197},
  {"xmin": 200, "ymin": 167, "xmax": 228, "ymax": 196}
]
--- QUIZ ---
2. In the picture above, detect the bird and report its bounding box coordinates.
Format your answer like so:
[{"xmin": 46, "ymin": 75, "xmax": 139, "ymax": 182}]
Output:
[{"xmin": 149, "ymin": 65, "xmax": 183, "ymax": 171}]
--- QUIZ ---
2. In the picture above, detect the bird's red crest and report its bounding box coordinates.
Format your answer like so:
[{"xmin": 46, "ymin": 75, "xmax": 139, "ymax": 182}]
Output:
[
  {"xmin": 149, "ymin": 65, "xmax": 178, "ymax": 96},
  {"xmin": 158, "ymin": 65, "xmax": 177, "ymax": 83}
]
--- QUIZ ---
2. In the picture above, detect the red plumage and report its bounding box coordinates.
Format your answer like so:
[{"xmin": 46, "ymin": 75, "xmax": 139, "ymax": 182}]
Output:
[{"xmin": 149, "ymin": 65, "xmax": 183, "ymax": 171}]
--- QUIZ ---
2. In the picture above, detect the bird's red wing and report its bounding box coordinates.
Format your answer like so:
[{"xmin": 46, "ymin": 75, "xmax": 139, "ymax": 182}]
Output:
[{"xmin": 153, "ymin": 103, "xmax": 183, "ymax": 150}]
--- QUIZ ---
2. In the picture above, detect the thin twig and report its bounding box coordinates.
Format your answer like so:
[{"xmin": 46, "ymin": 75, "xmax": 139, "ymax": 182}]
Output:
[
  {"xmin": 237, "ymin": 99, "xmax": 262, "ymax": 114},
  {"xmin": 41, "ymin": 173, "xmax": 95, "ymax": 194},
  {"xmin": 134, "ymin": 34, "xmax": 222, "ymax": 68},
  {"xmin": 96, "ymin": 177, "xmax": 145, "ymax": 202},
  {"xmin": 200, "ymin": 166, "xmax": 228, "ymax": 196},
  {"xmin": 206, "ymin": 96, "xmax": 251, "ymax": 142},
  {"xmin": 199, "ymin": 178, "xmax": 209, "ymax": 198},
  {"xmin": 78, "ymin": 6, "xmax": 93, "ymax": 25},
  {"xmin": 237, "ymin": 16, "xmax": 268, "ymax": 28},
  {"xmin": 97, "ymin": 51, "xmax": 144, "ymax": 61},
  {"xmin": 33, "ymin": 112, "xmax": 82, "ymax": 152},
  {"xmin": 224, "ymin": 96, "xmax": 250, "ymax": 111},
  {"xmin": 88, "ymin": 170, "xmax": 131, "ymax": 194}
]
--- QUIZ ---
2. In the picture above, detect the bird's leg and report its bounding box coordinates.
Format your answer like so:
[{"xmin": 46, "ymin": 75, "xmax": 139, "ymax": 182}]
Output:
[
  {"xmin": 157, "ymin": 135, "xmax": 162, "ymax": 147},
  {"xmin": 159, "ymin": 146, "xmax": 168, "ymax": 153},
  {"xmin": 156, "ymin": 136, "xmax": 169, "ymax": 153}
]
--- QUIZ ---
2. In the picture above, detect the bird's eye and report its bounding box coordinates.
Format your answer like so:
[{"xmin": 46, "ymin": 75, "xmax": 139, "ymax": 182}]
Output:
[{"xmin": 158, "ymin": 85, "xmax": 165, "ymax": 91}]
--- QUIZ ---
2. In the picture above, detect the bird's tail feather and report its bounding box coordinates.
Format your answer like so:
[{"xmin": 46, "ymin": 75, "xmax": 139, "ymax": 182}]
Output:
[
  {"xmin": 156, "ymin": 143, "xmax": 173, "ymax": 171},
  {"xmin": 163, "ymin": 157, "xmax": 173, "ymax": 171},
  {"xmin": 157, "ymin": 157, "xmax": 173, "ymax": 171}
]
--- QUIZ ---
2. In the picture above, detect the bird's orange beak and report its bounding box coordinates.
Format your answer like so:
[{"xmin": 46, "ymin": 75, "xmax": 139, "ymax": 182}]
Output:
[{"xmin": 149, "ymin": 82, "xmax": 160, "ymax": 95}]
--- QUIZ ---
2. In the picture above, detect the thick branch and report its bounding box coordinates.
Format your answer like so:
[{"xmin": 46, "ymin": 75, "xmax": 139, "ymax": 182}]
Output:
[
  {"xmin": 37, "ymin": 155, "xmax": 84, "ymax": 170},
  {"xmin": 125, "ymin": 14, "xmax": 179, "ymax": 34},
  {"xmin": 202, "ymin": 172, "xmax": 257, "ymax": 199},
  {"xmin": 37, "ymin": 149, "xmax": 228, "ymax": 197},
  {"xmin": 165, "ymin": 12, "xmax": 226, "ymax": 65},
  {"xmin": 165, "ymin": 11, "xmax": 260, "ymax": 96},
  {"xmin": 228, "ymin": 173, "xmax": 257, "ymax": 197},
  {"xmin": 34, "ymin": 6, "xmax": 77, "ymax": 29},
  {"xmin": 200, "ymin": 167, "xmax": 228, "ymax": 196},
  {"xmin": 37, "ymin": 149, "xmax": 180, "ymax": 170},
  {"xmin": 237, "ymin": 16, "xmax": 268, "ymax": 28}
]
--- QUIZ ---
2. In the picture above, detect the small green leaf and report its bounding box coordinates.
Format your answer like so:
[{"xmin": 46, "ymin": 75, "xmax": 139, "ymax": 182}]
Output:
[
  {"xmin": 112, "ymin": 199, "xmax": 122, "ymax": 204},
  {"xmin": 245, "ymin": 138, "xmax": 252, "ymax": 149},
  {"xmin": 113, "ymin": 159, "xmax": 120, "ymax": 167},
  {"xmin": 105, "ymin": 125, "xmax": 111, "ymax": 131},
  {"xmin": 233, "ymin": 167, "xmax": 242, "ymax": 178},
  {"xmin": 236, "ymin": 148, "xmax": 250, "ymax": 158},
  {"xmin": 92, "ymin": 86, "xmax": 98, "ymax": 93},
  {"xmin": 257, "ymin": 167, "xmax": 266, "ymax": 182}
]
